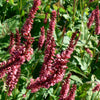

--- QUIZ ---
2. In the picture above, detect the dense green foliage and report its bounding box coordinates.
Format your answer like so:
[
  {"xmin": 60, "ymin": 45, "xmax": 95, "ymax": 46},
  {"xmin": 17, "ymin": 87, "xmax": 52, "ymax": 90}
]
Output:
[{"xmin": 0, "ymin": 0, "xmax": 100, "ymax": 100}]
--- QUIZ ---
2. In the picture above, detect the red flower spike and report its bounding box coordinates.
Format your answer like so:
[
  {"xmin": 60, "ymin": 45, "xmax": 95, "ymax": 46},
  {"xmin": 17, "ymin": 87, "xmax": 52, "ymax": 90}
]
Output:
[
  {"xmin": 8, "ymin": 32, "xmax": 15, "ymax": 54},
  {"xmin": 21, "ymin": 0, "xmax": 41, "ymax": 37},
  {"xmin": 27, "ymin": 31, "xmax": 80, "ymax": 93},
  {"xmin": 15, "ymin": 29, "xmax": 21, "ymax": 48},
  {"xmin": 0, "ymin": 61, "xmax": 7, "ymax": 79},
  {"xmin": 7, "ymin": 67, "xmax": 21, "ymax": 96},
  {"xmin": 0, "ymin": 0, "xmax": 41, "ymax": 96},
  {"xmin": 95, "ymin": 6, "xmax": 100, "ymax": 35},
  {"xmin": 87, "ymin": 10, "xmax": 95, "ymax": 28},
  {"xmin": 45, "ymin": 10, "xmax": 56, "ymax": 46},
  {"xmin": 38, "ymin": 26, "xmax": 45, "ymax": 49},
  {"xmin": 59, "ymin": 73, "xmax": 72, "ymax": 100},
  {"xmin": 65, "ymin": 84, "xmax": 77, "ymax": 100},
  {"xmin": 40, "ymin": 37, "xmax": 56, "ymax": 80}
]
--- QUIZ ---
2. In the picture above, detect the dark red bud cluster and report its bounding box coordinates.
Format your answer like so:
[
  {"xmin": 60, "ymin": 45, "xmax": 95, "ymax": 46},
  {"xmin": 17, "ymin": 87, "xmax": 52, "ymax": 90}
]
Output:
[
  {"xmin": 59, "ymin": 74, "xmax": 77, "ymax": 100},
  {"xmin": 65, "ymin": 84, "xmax": 77, "ymax": 100},
  {"xmin": 87, "ymin": 6, "xmax": 100, "ymax": 35},
  {"xmin": 92, "ymin": 83, "xmax": 100, "ymax": 92},
  {"xmin": 21, "ymin": 0, "xmax": 41, "ymax": 37},
  {"xmin": 8, "ymin": 32, "xmax": 15, "ymax": 54},
  {"xmin": 95, "ymin": 6, "xmax": 100, "ymax": 35},
  {"xmin": 45, "ymin": 10, "xmax": 56, "ymax": 45}
]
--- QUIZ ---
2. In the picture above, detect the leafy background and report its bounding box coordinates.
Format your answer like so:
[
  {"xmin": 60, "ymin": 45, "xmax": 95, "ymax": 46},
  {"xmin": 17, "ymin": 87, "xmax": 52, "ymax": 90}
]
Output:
[{"xmin": 0, "ymin": 0, "xmax": 100, "ymax": 100}]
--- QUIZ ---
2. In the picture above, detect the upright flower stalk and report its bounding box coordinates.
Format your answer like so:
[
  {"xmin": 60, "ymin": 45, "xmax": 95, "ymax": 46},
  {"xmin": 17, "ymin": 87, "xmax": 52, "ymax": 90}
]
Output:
[
  {"xmin": 27, "ymin": 31, "xmax": 80, "ymax": 93},
  {"xmin": 21, "ymin": 0, "xmax": 41, "ymax": 61},
  {"xmin": 0, "ymin": 0, "xmax": 41, "ymax": 96},
  {"xmin": 6, "ymin": 67, "xmax": 21, "ymax": 96},
  {"xmin": 21, "ymin": 0, "xmax": 41, "ymax": 37},
  {"xmin": 65, "ymin": 84, "xmax": 77, "ymax": 100},
  {"xmin": 45, "ymin": 10, "xmax": 56, "ymax": 46},
  {"xmin": 15, "ymin": 29, "xmax": 21, "ymax": 49},
  {"xmin": 87, "ymin": 10, "xmax": 95, "ymax": 29},
  {"xmin": 87, "ymin": 6, "xmax": 100, "ymax": 35},
  {"xmin": 95, "ymin": 6, "xmax": 100, "ymax": 35},
  {"xmin": 40, "ymin": 37, "xmax": 56, "ymax": 80},
  {"xmin": 8, "ymin": 32, "xmax": 15, "ymax": 54},
  {"xmin": 59, "ymin": 73, "xmax": 71, "ymax": 100},
  {"xmin": 40, "ymin": 10, "xmax": 56, "ymax": 80},
  {"xmin": 27, "ymin": 10, "xmax": 57, "ymax": 93}
]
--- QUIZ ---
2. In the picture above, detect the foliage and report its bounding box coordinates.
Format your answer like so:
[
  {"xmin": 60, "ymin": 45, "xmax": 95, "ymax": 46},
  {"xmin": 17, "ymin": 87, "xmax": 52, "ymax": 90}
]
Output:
[{"xmin": 0, "ymin": 0, "xmax": 100, "ymax": 100}]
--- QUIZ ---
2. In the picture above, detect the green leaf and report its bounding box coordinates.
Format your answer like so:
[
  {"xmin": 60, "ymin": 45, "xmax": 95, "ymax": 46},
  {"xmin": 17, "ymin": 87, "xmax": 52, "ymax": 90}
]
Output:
[
  {"xmin": 71, "ymin": 75, "xmax": 83, "ymax": 84},
  {"xmin": 21, "ymin": 10, "xmax": 25, "ymax": 17},
  {"xmin": 3, "ymin": 15, "xmax": 20, "ymax": 33},
  {"xmin": 69, "ymin": 68, "xmax": 88, "ymax": 78},
  {"xmin": 53, "ymin": 4, "xmax": 58, "ymax": 11},
  {"xmin": 63, "ymin": 14, "xmax": 70, "ymax": 20},
  {"xmin": 45, "ymin": 5, "xmax": 50, "ymax": 13},
  {"xmin": 67, "ymin": 5, "xmax": 73, "ymax": 14},
  {"xmin": 59, "ymin": 7, "xmax": 66, "ymax": 13},
  {"xmin": 63, "ymin": 35, "xmax": 70, "ymax": 45}
]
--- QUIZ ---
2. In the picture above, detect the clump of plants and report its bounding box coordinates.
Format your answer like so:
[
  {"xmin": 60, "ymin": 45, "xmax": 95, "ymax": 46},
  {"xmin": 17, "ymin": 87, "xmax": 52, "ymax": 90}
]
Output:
[{"xmin": 0, "ymin": 0, "xmax": 100, "ymax": 100}]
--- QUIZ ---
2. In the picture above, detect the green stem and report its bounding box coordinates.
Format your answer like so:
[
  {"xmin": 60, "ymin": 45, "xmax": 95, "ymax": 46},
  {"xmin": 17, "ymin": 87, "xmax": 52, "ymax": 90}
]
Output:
[
  {"xmin": 18, "ymin": 0, "xmax": 22, "ymax": 30},
  {"xmin": 73, "ymin": 0, "xmax": 77, "ymax": 25},
  {"xmin": 85, "ymin": 34, "xmax": 91, "ymax": 46},
  {"xmin": 54, "ymin": 82, "xmax": 61, "ymax": 95}
]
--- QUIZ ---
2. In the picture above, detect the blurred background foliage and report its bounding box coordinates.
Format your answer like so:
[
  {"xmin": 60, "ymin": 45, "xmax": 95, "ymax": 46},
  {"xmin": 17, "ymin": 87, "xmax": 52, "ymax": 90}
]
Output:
[{"xmin": 0, "ymin": 0, "xmax": 100, "ymax": 100}]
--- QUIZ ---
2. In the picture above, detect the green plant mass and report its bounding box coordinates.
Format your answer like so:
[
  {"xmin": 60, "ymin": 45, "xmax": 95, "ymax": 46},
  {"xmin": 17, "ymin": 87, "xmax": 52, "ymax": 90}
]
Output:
[{"xmin": 0, "ymin": 0, "xmax": 100, "ymax": 100}]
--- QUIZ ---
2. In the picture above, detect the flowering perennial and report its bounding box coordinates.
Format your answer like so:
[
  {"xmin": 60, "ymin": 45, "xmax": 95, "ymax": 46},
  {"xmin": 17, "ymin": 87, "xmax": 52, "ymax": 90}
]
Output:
[
  {"xmin": 40, "ymin": 10, "xmax": 56, "ymax": 80},
  {"xmin": 27, "ymin": 31, "xmax": 80, "ymax": 93},
  {"xmin": 87, "ymin": 6, "xmax": 100, "ymax": 35},
  {"xmin": 65, "ymin": 84, "xmax": 77, "ymax": 100},
  {"xmin": 27, "ymin": 10, "xmax": 57, "ymax": 92},
  {"xmin": 45, "ymin": 10, "xmax": 56, "ymax": 45},
  {"xmin": 0, "ymin": 0, "xmax": 41, "ymax": 96},
  {"xmin": 40, "ymin": 37, "xmax": 56, "ymax": 80},
  {"xmin": 95, "ymin": 6, "xmax": 100, "ymax": 35},
  {"xmin": 59, "ymin": 73, "xmax": 71, "ymax": 100},
  {"xmin": 0, "ymin": 0, "xmax": 83, "ymax": 98},
  {"xmin": 21, "ymin": 0, "xmax": 41, "ymax": 37},
  {"xmin": 87, "ymin": 10, "xmax": 95, "ymax": 28},
  {"xmin": 8, "ymin": 32, "xmax": 15, "ymax": 54}
]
